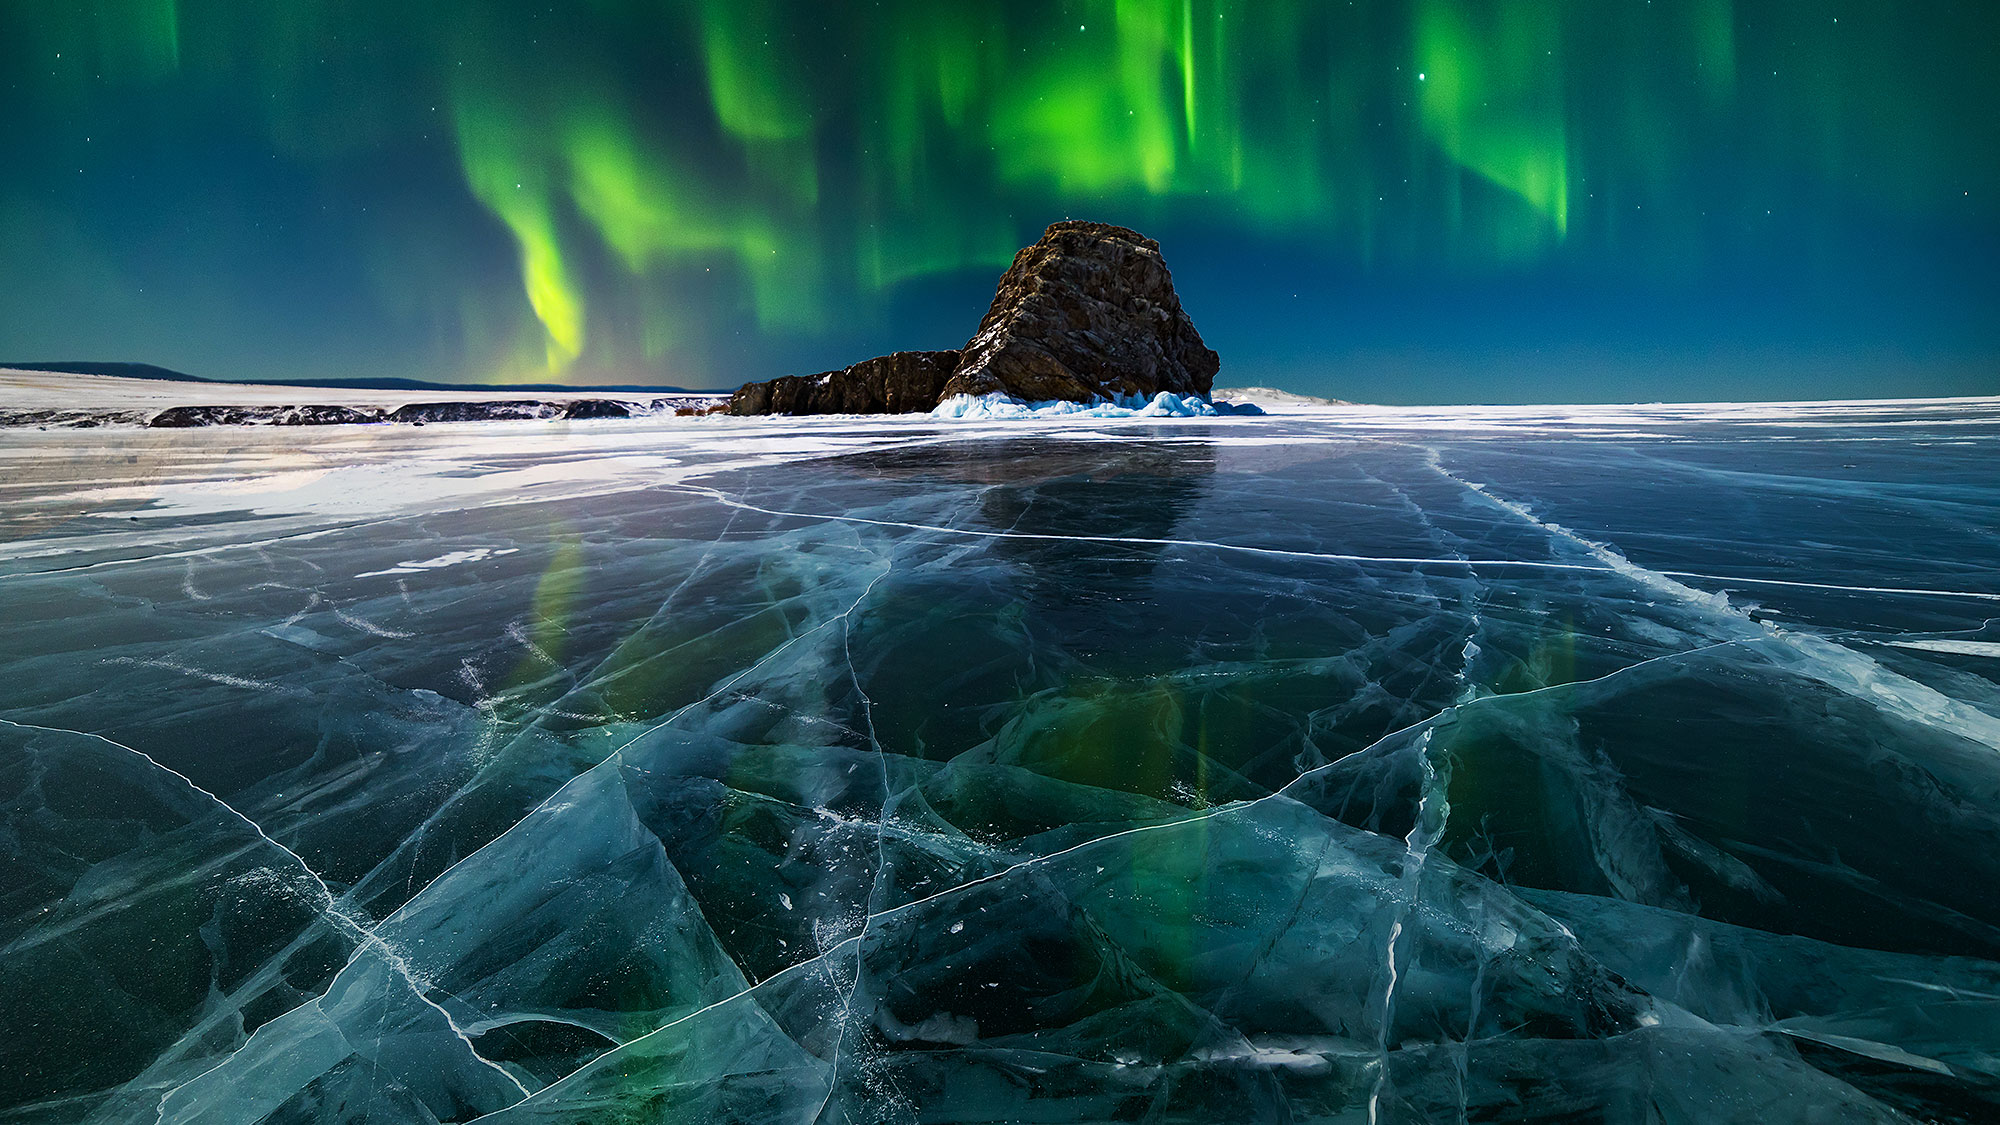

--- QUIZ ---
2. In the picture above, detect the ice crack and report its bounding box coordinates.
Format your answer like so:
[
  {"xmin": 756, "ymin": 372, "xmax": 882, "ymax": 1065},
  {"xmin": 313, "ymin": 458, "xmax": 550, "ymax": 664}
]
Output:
[
  {"xmin": 0, "ymin": 719, "xmax": 533, "ymax": 1115},
  {"xmin": 662, "ymin": 483, "xmax": 2000, "ymax": 602},
  {"xmin": 1427, "ymin": 456, "xmax": 2000, "ymax": 754}
]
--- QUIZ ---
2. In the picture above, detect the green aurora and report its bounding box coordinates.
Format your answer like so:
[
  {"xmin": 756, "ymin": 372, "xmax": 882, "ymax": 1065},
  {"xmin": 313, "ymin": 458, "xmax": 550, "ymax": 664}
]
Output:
[{"xmin": 2, "ymin": 1, "xmax": 1995, "ymax": 400}]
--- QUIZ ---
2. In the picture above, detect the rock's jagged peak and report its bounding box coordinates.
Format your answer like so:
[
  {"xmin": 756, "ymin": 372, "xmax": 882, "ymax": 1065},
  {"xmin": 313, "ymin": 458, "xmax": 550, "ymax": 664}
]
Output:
[
  {"xmin": 1030, "ymin": 220, "xmax": 1157, "ymax": 247},
  {"xmin": 727, "ymin": 221, "xmax": 1219, "ymax": 416}
]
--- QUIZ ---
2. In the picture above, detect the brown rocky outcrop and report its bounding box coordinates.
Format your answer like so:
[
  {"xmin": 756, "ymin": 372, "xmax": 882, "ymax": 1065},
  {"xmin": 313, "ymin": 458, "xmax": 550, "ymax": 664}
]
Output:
[
  {"xmin": 940, "ymin": 221, "xmax": 1217, "ymax": 404},
  {"xmin": 725, "ymin": 221, "xmax": 1217, "ymax": 415},
  {"xmin": 726, "ymin": 350, "xmax": 961, "ymax": 416}
]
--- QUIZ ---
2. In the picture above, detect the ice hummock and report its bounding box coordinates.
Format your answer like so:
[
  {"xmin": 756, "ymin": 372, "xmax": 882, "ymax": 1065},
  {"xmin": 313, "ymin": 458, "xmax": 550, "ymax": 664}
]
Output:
[{"xmin": 931, "ymin": 389, "xmax": 1220, "ymax": 419}]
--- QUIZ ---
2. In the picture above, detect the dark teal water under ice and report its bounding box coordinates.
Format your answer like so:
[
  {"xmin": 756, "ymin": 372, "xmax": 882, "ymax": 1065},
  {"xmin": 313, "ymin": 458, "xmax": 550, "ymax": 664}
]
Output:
[{"xmin": 3, "ymin": 401, "xmax": 1999, "ymax": 1123}]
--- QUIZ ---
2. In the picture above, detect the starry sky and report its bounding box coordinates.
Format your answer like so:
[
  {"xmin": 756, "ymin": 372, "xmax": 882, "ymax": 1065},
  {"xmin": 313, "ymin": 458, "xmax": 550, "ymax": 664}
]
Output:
[{"xmin": 3, "ymin": 1, "xmax": 1996, "ymax": 402}]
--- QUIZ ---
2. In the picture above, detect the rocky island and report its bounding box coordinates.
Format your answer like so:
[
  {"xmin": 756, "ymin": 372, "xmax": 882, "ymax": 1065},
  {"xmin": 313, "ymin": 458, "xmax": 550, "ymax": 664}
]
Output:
[{"xmin": 728, "ymin": 221, "xmax": 1220, "ymax": 415}]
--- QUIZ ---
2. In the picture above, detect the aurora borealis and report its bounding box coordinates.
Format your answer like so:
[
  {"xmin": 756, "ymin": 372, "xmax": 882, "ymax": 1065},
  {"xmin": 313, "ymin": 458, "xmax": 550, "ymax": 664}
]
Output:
[{"xmin": 3, "ymin": 2, "xmax": 1996, "ymax": 401}]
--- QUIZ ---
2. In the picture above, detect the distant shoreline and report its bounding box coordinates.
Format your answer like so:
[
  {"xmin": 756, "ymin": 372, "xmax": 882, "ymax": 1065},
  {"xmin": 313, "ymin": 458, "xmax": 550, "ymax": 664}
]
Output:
[
  {"xmin": 0, "ymin": 368, "xmax": 724, "ymax": 429},
  {"xmin": 5, "ymin": 367, "xmax": 1996, "ymax": 431},
  {"xmin": 0, "ymin": 360, "xmax": 709, "ymax": 396}
]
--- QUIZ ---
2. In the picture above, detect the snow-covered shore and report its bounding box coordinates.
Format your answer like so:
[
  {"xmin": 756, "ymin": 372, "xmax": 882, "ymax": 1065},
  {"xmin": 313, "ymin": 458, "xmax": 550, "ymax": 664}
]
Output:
[{"xmin": 0, "ymin": 368, "xmax": 724, "ymax": 427}]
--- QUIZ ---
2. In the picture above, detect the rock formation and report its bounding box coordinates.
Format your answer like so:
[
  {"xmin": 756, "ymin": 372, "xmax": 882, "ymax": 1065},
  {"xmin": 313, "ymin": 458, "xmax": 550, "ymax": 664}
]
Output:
[
  {"xmin": 725, "ymin": 222, "xmax": 1218, "ymax": 415},
  {"xmin": 561, "ymin": 398, "xmax": 635, "ymax": 419},
  {"xmin": 726, "ymin": 351, "xmax": 961, "ymax": 417},
  {"xmin": 149, "ymin": 404, "xmax": 383, "ymax": 427},
  {"xmin": 941, "ymin": 222, "xmax": 1217, "ymax": 404},
  {"xmin": 386, "ymin": 401, "xmax": 561, "ymax": 424}
]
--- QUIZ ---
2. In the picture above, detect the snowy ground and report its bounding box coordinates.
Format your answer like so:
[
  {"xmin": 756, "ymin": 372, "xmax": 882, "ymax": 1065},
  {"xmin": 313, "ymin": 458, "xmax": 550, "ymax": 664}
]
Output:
[
  {"xmin": 1212, "ymin": 385, "xmax": 1354, "ymax": 406},
  {"xmin": 3, "ymin": 397, "xmax": 1999, "ymax": 1123}
]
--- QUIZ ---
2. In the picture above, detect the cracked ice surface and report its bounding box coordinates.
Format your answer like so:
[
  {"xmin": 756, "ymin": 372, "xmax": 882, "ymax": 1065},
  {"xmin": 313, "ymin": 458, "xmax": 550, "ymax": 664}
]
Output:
[{"xmin": 3, "ymin": 399, "xmax": 2000, "ymax": 1123}]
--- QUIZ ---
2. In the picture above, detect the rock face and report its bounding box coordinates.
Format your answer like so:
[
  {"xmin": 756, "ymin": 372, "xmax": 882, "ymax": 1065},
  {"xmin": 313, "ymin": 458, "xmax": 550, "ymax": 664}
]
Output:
[
  {"xmin": 560, "ymin": 398, "xmax": 634, "ymax": 420},
  {"xmin": 149, "ymin": 404, "xmax": 383, "ymax": 427},
  {"xmin": 726, "ymin": 221, "xmax": 1217, "ymax": 415},
  {"xmin": 387, "ymin": 400, "xmax": 562, "ymax": 424},
  {"xmin": 726, "ymin": 351, "xmax": 961, "ymax": 416},
  {"xmin": 941, "ymin": 222, "xmax": 1218, "ymax": 404},
  {"xmin": 1, "ymin": 409, "xmax": 151, "ymax": 428}
]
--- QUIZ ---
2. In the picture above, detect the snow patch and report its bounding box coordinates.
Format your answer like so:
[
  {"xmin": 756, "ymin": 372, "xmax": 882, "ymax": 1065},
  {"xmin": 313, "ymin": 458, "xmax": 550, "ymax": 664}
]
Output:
[
  {"xmin": 1884, "ymin": 639, "xmax": 2000, "ymax": 659},
  {"xmin": 356, "ymin": 547, "xmax": 519, "ymax": 579}
]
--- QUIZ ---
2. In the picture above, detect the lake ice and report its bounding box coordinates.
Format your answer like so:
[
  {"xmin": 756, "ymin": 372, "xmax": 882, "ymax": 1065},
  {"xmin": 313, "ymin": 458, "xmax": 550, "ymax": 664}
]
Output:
[{"xmin": 3, "ymin": 399, "xmax": 1998, "ymax": 1123}]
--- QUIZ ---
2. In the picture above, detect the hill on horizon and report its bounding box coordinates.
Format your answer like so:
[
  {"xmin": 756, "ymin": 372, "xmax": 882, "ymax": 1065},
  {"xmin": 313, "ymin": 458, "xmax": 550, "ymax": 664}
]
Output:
[{"xmin": 2, "ymin": 360, "xmax": 704, "ymax": 395}]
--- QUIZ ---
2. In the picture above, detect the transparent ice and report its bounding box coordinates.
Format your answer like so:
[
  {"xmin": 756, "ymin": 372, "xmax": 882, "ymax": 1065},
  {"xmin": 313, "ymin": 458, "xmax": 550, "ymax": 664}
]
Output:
[{"xmin": 2, "ymin": 399, "xmax": 1998, "ymax": 1123}]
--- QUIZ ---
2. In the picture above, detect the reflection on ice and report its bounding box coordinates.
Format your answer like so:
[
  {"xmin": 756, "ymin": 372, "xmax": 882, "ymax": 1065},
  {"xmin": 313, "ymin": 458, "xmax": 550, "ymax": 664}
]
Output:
[{"xmin": 2, "ymin": 398, "xmax": 1998, "ymax": 1122}]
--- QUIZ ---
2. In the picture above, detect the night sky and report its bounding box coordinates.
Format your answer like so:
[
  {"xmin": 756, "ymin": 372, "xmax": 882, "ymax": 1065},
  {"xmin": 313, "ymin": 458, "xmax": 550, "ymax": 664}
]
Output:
[{"xmin": 3, "ymin": 2, "xmax": 1996, "ymax": 402}]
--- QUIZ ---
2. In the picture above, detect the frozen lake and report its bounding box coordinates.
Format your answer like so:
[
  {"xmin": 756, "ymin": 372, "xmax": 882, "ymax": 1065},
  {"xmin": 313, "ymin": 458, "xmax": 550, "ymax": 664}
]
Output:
[{"xmin": 4, "ymin": 399, "xmax": 1999, "ymax": 1123}]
